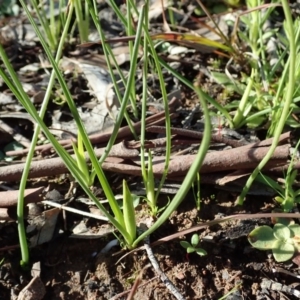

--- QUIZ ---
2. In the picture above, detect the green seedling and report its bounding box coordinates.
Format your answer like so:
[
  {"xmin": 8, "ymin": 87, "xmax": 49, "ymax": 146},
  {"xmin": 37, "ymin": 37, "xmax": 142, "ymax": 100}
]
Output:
[
  {"xmin": 192, "ymin": 173, "xmax": 201, "ymax": 210},
  {"xmin": 73, "ymin": 0, "xmax": 90, "ymax": 43},
  {"xmin": 248, "ymin": 221, "xmax": 300, "ymax": 262},
  {"xmin": 141, "ymin": 151, "xmax": 171, "ymax": 216},
  {"xmin": 72, "ymin": 131, "xmax": 95, "ymax": 187},
  {"xmin": 30, "ymin": 0, "xmax": 65, "ymax": 52},
  {"xmin": 142, "ymin": 151, "xmax": 158, "ymax": 216},
  {"xmin": 122, "ymin": 180, "xmax": 137, "ymax": 247},
  {"xmin": 0, "ymin": 0, "xmax": 212, "ymax": 266},
  {"xmin": 275, "ymin": 169, "xmax": 300, "ymax": 212},
  {"xmin": 256, "ymin": 171, "xmax": 300, "ymax": 213},
  {"xmin": 236, "ymin": 0, "xmax": 297, "ymax": 204},
  {"xmin": 256, "ymin": 139, "xmax": 300, "ymax": 212},
  {"xmin": 180, "ymin": 234, "xmax": 207, "ymax": 257}
]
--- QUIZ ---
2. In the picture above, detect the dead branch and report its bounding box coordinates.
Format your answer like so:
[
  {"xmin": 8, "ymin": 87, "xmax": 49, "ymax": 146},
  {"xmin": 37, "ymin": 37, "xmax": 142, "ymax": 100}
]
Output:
[
  {"xmin": 0, "ymin": 141, "xmax": 138, "ymax": 182},
  {"xmin": 0, "ymin": 186, "xmax": 44, "ymax": 207},
  {"xmin": 102, "ymin": 143, "xmax": 290, "ymax": 177},
  {"xmin": 0, "ymin": 132, "xmax": 292, "ymax": 183}
]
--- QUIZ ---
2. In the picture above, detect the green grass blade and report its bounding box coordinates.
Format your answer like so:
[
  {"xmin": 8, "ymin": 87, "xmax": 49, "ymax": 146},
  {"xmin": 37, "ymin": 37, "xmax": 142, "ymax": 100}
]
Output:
[
  {"xmin": 123, "ymin": 180, "xmax": 137, "ymax": 247},
  {"xmin": 16, "ymin": 0, "xmax": 133, "ymax": 242},
  {"xmin": 236, "ymin": 0, "xmax": 296, "ymax": 204},
  {"xmin": 133, "ymin": 86, "xmax": 211, "ymax": 247}
]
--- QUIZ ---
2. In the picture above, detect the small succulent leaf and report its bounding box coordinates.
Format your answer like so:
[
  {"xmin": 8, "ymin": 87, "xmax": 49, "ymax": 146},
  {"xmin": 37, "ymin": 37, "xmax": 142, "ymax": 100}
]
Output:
[
  {"xmin": 272, "ymin": 240, "xmax": 295, "ymax": 262},
  {"xmin": 273, "ymin": 217, "xmax": 293, "ymax": 227},
  {"xmin": 191, "ymin": 234, "xmax": 199, "ymax": 247},
  {"xmin": 289, "ymin": 224, "xmax": 300, "ymax": 246},
  {"xmin": 248, "ymin": 226, "xmax": 277, "ymax": 250},
  {"xmin": 274, "ymin": 196, "xmax": 284, "ymax": 204},
  {"xmin": 273, "ymin": 224, "xmax": 291, "ymax": 240},
  {"xmin": 282, "ymin": 197, "xmax": 295, "ymax": 212},
  {"xmin": 289, "ymin": 224, "xmax": 300, "ymax": 236},
  {"xmin": 180, "ymin": 241, "xmax": 191, "ymax": 249},
  {"xmin": 195, "ymin": 248, "xmax": 207, "ymax": 256},
  {"xmin": 187, "ymin": 247, "xmax": 195, "ymax": 254}
]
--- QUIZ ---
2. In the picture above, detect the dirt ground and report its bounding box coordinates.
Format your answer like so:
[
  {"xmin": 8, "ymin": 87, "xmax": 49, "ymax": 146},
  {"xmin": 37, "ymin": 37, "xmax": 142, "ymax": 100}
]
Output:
[
  {"xmin": 1, "ymin": 188, "xmax": 299, "ymax": 300},
  {"xmin": 1, "ymin": 1, "xmax": 300, "ymax": 299}
]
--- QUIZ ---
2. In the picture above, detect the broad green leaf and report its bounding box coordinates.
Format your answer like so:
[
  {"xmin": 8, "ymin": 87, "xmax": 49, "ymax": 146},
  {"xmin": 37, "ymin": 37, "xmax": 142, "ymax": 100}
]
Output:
[
  {"xmin": 191, "ymin": 234, "xmax": 199, "ymax": 247},
  {"xmin": 289, "ymin": 224, "xmax": 300, "ymax": 238},
  {"xmin": 272, "ymin": 240, "xmax": 295, "ymax": 262},
  {"xmin": 274, "ymin": 217, "xmax": 293, "ymax": 227},
  {"xmin": 281, "ymin": 196, "xmax": 295, "ymax": 212},
  {"xmin": 180, "ymin": 241, "xmax": 191, "ymax": 249},
  {"xmin": 274, "ymin": 196, "xmax": 284, "ymax": 204},
  {"xmin": 195, "ymin": 248, "xmax": 207, "ymax": 256},
  {"xmin": 248, "ymin": 226, "xmax": 277, "ymax": 250},
  {"xmin": 187, "ymin": 247, "xmax": 196, "ymax": 254},
  {"xmin": 273, "ymin": 224, "xmax": 291, "ymax": 240}
]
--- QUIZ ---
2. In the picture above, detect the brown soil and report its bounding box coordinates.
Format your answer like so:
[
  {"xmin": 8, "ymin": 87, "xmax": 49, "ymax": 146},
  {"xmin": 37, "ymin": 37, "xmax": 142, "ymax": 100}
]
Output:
[
  {"xmin": 1, "ymin": 1, "xmax": 300, "ymax": 299},
  {"xmin": 1, "ymin": 190, "xmax": 298, "ymax": 300}
]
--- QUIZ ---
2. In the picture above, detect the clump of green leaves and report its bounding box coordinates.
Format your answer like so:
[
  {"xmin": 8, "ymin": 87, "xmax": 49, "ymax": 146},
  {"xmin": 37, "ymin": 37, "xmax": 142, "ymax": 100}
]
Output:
[
  {"xmin": 274, "ymin": 170, "xmax": 300, "ymax": 212},
  {"xmin": 256, "ymin": 170, "xmax": 300, "ymax": 213},
  {"xmin": 180, "ymin": 234, "xmax": 207, "ymax": 257},
  {"xmin": 0, "ymin": 0, "xmax": 212, "ymax": 266},
  {"xmin": 256, "ymin": 141, "xmax": 300, "ymax": 212},
  {"xmin": 248, "ymin": 220, "xmax": 300, "ymax": 262}
]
